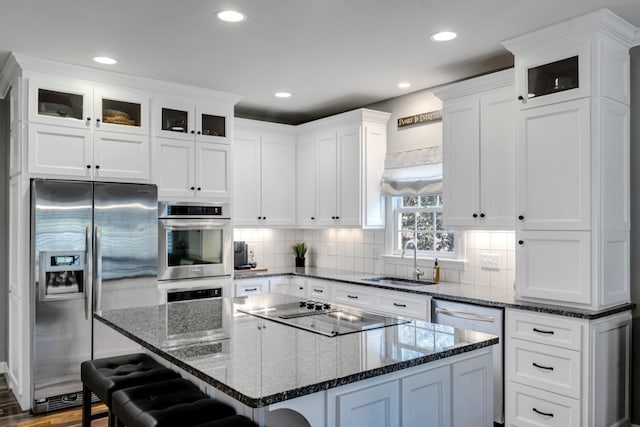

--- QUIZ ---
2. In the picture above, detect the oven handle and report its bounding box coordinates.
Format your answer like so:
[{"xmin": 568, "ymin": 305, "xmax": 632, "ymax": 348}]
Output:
[{"xmin": 161, "ymin": 221, "xmax": 230, "ymax": 230}]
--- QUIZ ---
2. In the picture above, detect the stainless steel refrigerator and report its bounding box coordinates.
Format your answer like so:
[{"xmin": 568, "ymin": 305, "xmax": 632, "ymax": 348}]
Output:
[{"xmin": 31, "ymin": 179, "xmax": 158, "ymax": 413}]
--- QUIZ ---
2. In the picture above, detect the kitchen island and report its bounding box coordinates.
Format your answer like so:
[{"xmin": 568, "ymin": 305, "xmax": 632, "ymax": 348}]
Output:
[{"xmin": 95, "ymin": 293, "xmax": 498, "ymax": 427}]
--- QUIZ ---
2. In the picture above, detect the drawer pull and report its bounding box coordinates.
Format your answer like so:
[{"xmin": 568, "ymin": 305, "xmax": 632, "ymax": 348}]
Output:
[
  {"xmin": 313, "ymin": 288, "xmax": 324, "ymax": 293},
  {"xmin": 532, "ymin": 408, "xmax": 554, "ymax": 418},
  {"xmin": 532, "ymin": 362, "xmax": 554, "ymax": 371},
  {"xmin": 435, "ymin": 307, "xmax": 495, "ymax": 323},
  {"xmin": 533, "ymin": 327, "xmax": 554, "ymax": 335},
  {"xmin": 393, "ymin": 302, "xmax": 407, "ymax": 308},
  {"xmin": 245, "ymin": 287, "xmax": 258, "ymax": 292},
  {"xmin": 347, "ymin": 295, "xmax": 358, "ymax": 299}
]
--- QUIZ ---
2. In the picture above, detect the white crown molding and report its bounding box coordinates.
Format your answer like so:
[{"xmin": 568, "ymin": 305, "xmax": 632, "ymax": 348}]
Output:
[
  {"xmin": 296, "ymin": 108, "xmax": 391, "ymax": 133},
  {"xmin": 633, "ymin": 29, "xmax": 640, "ymax": 47},
  {"xmin": 0, "ymin": 54, "xmax": 21, "ymax": 99}
]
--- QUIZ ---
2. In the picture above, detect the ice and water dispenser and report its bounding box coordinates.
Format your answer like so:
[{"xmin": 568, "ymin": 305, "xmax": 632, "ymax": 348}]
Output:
[{"xmin": 39, "ymin": 251, "xmax": 86, "ymax": 300}]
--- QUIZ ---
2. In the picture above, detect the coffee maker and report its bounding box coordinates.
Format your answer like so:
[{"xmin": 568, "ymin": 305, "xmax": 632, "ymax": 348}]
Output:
[{"xmin": 234, "ymin": 241, "xmax": 255, "ymax": 270}]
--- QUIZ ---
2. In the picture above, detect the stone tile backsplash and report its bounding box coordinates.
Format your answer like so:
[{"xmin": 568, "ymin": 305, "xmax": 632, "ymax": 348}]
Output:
[{"xmin": 233, "ymin": 229, "xmax": 516, "ymax": 290}]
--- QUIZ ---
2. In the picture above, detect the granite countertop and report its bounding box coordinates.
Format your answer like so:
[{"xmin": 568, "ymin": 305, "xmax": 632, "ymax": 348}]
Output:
[
  {"xmin": 95, "ymin": 293, "xmax": 498, "ymax": 408},
  {"xmin": 234, "ymin": 267, "xmax": 633, "ymax": 319}
]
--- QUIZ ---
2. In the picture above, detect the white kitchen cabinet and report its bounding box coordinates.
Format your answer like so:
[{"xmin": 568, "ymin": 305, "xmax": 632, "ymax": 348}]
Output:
[
  {"xmin": 25, "ymin": 75, "xmax": 151, "ymax": 182},
  {"xmin": 332, "ymin": 283, "xmax": 374, "ymax": 309},
  {"xmin": 233, "ymin": 119, "xmax": 296, "ymax": 226},
  {"xmin": 503, "ymin": 10, "xmax": 634, "ymax": 310},
  {"xmin": 452, "ymin": 351, "xmax": 494, "ymax": 427},
  {"xmin": 505, "ymin": 308, "xmax": 632, "ymax": 427},
  {"xmin": 153, "ymin": 97, "xmax": 229, "ymax": 144},
  {"xmin": 401, "ymin": 365, "xmax": 451, "ymax": 427},
  {"xmin": 155, "ymin": 139, "xmax": 230, "ymax": 200},
  {"xmin": 434, "ymin": 69, "xmax": 516, "ymax": 229},
  {"xmin": 331, "ymin": 379, "xmax": 399, "ymax": 427},
  {"xmin": 296, "ymin": 109, "xmax": 390, "ymax": 229},
  {"xmin": 269, "ymin": 276, "xmax": 291, "ymax": 295},
  {"xmin": 374, "ymin": 289, "xmax": 430, "ymax": 321},
  {"xmin": 234, "ymin": 278, "xmax": 269, "ymax": 297},
  {"xmin": 307, "ymin": 279, "xmax": 332, "ymax": 301},
  {"xmin": 289, "ymin": 277, "xmax": 307, "ymax": 298}
]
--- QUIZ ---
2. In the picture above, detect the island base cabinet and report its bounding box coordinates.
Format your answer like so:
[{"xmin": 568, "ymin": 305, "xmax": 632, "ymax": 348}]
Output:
[
  {"xmin": 333, "ymin": 380, "xmax": 400, "ymax": 427},
  {"xmin": 452, "ymin": 352, "xmax": 493, "ymax": 427},
  {"xmin": 401, "ymin": 366, "xmax": 451, "ymax": 427}
]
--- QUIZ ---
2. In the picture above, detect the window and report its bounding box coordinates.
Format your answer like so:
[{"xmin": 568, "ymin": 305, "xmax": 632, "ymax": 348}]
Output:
[{"xmin": 393, "ymin": 195, "xmax": 455, "ymax": 256}]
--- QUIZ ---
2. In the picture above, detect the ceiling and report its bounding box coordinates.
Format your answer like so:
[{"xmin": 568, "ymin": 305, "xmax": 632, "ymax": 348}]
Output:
[{"xmin": 0, "ymin": 0, "xmax": 639, "ymax": 125}]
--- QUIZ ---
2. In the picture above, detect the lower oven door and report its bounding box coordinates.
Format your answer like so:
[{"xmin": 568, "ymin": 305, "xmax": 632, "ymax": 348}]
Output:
[{"xmin": 158, "ymin": 218, "xmax": 232, "ymax": 280}]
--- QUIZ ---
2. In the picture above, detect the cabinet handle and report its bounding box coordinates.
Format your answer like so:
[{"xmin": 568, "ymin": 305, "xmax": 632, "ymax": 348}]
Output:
[
  {"xmin": 190, "ymin": 130, "xmax": 195, "ymax": 134},
  {"xmin": 86, "ymin": 164, "xmax": 92, "ymax": 169},
  {"xmin": 197, "ymin": 131, "xmax": 202, "ymax": 135},
  {"xmin": 245, "ymin": 287, "xmax": 258, "ymax": 292},
  {"xmin": 263, "ymin": 216, "xmax": 266, "ymax": 220},
  {"xmin": 532, "ymin": 408, "xmax": 554, "ymax": 418},
  {"xmin": 518, "ymin": 215, "xmax": 525, "ymax": 220},
  {"xmin": 86, "ymin": 117, "xmax": 91, "ymax": 122},
  {"xmin": 96, "ymin": 118, "xmax": 101, "ymax": 123},
  {"xmin": 197, "ymin": 187, "xmax": 201, "ymax": 191},
  {"xmin": 517, "ymin": 95, "xmax": 525, "ymax": 101},
  {"xmin": 95, "ymin": 165, "xmax": 100, "ymax": 169},
  {"xmin": 532, "ymin": 327, "xmax": 554, "ymax": 335},
  {"xmin": 258, "ymin": 216, "xmax": 262, "ymax": 220},
  {"xmin": 347, "ymin": 295, "xmax": 358, "ymax": 299},
  {"xmin": 313, "ymin": 288, "xmax": 323, "ymax": 293},
  {"xmin": 532, "ymin": 362, "xmax": 554, "ymax": 371},
  {"xmin": 299, "ymin": 286, "xmax": 304, "ymax": 290},
  {"xmin": 480, "ymin": 213, "xmax": 485, "ymax": 218},
  {"xmin": 518, "ymin": 240, "xmax": 524, "ymax": 245},
  {"xmin": 393, "ymin": 302, "xmax": 407, "ymax": 308},
  {"xmin": 331, "ymin": 216, "xmax": 336, "ymax": 219},
  {"xmin": 190, "ymin": 186, "xmax": 195, "ymax": 190},
  {"xmin": 310, "ymin": 217, "xmax": 315, "ymax": 220},
  {"xmin": 472, "ymin": 213, "xmax": 478, "ymax": 218}
]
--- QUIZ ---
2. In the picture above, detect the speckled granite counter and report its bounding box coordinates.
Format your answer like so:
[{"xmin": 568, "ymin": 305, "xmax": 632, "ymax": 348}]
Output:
[
  {"xmin": 95, "ymin": 293, "xmax": 498, "ymax": 408},
  {"xmin": 235, "ymin": 267, "xmax": 633, "ymax": 319}
]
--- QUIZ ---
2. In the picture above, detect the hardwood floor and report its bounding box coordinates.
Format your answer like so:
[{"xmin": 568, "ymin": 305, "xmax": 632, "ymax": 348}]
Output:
[{"xmin": 0, "ymin": 375, "xmax": 107, "ymax": 427}]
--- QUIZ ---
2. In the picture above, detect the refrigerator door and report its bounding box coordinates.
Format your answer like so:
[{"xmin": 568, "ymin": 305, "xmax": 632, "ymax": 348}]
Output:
[
  {"xmin": 92, "ymin": 182, "xmax": 158, "ymax": 359},
  {"xmin": 32, "ymin": 179, "xmax": 93, "ymax": 408}
]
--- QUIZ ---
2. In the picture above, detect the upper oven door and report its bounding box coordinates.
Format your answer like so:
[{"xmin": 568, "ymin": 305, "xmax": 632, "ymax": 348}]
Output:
[{"xmin": 158, "ymin": 218, "xmax": 232, "ymax": 280}]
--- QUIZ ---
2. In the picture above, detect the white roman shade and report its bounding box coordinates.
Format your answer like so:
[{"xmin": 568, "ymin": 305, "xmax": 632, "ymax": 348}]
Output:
[{"xmin": 380, "ymin": 146, "xmax": 442, "ymax": 196}]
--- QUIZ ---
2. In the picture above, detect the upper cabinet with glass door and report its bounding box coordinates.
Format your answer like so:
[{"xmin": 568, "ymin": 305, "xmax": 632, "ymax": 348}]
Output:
[
  {"xmin": 28, "ymin": 75, "xmax": 149, "ymax": 134},
  {"xmin": 513, "ymin": 40, "xmax": 590, "ymax": 109},
  {"xmin": 154, "ymin": 98, "xmax": 229, "ymax": 143}
]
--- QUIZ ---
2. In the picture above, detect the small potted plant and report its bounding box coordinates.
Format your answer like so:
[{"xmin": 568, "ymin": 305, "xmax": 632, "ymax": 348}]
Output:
[{"xmin": 291, "ymin": 242, "xmax": 308, "ymax": 268}]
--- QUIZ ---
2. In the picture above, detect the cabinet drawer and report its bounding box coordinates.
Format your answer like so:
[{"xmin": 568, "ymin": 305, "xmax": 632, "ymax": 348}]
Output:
[
  {"xmin": 307, "ymin": 280, "xmax": 331, "ymax": 301},
  {"xmin": 507, "ymin": 382, "xmax": 580, "ymax": 427},
  {"xmin": 235, "ymin": 280, "xmax": 267, "ymax": 297},
  {"xmin": 508, "ymin": 338, "xmax": 581, "ymax": 399},
  {"xmin": 506, "ymin": 309, "xmax": 582, "ymax": 350},
  {"xmin": 333, "ymin": 284, "xmax": 374, "ymax": 309},
  {"xmin": 374, "ymin": 290, "xmax": 429, "ymax": 320}
]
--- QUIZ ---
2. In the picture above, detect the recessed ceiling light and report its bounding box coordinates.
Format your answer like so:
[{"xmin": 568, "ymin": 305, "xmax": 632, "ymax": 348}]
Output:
[
  {"xmin": 275, "ymin": 92, "xmax": 292, "ymax": 98},
  {"xmin": 398, "ymin": 82, "xmax": 411, "ymax": 89},
  {"xmin": 216, "ymin": 10, "xmax": 246, "ymax": 22},
  {"xmin": 93, "ymin": 56, "xmax": 117, "ymax": 65},
  {"xmin": 430, "ymin": 31, "xmax": 457, "ymax": 42}
]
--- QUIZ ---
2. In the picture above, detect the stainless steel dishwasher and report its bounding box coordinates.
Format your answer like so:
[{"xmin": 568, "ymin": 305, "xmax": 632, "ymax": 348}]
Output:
[{"xmin": 431, "ymin": 299, "xmax": 504, "ymax": 425}]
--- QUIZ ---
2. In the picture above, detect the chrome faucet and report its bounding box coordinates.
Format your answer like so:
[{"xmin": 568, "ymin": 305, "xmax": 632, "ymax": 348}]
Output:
[{"xmin": 402, "ymin": 239, "xmax": 424, "ymax": 281}]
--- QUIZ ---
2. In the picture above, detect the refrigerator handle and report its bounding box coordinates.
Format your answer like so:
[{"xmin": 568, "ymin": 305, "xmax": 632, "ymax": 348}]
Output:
[
  {"xmin": 85, "ymin": 227, "xmax": 93, "ymax": 320},
  {"xmin": 95, "ymin": 225, "xmax": 103, "ymax": 312}
]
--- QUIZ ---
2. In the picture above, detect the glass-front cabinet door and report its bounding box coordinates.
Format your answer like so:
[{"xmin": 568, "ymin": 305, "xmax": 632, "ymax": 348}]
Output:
[
  {"xmin": 195, "ymin": 103, "xmax": 227, "ymax": 143},
  {"xmin": 93, "ymin": 86, "xmax": 149, "ymax": 135},
  {"xmin": 155, "ymin": 98, "xmax": 195, "ymax": 141},
  {"xmin": 516, "ymin": 41, "xmax": 590, "ymax": 109},
  {"xmin": 28, "ymin": 76, "xmax": 93, "ymax": 128}
]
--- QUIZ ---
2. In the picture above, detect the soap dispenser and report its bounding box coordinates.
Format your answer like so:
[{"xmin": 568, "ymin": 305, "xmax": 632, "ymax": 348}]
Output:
[{"xmin": 433, "ymin": 258, "xmax": 440, "ymax": 283}]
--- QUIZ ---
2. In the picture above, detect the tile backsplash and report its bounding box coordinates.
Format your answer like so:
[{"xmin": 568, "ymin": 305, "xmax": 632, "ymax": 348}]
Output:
[{"xmin": 233, "ymin": 229, "xmax": 515, "ymax": 290}]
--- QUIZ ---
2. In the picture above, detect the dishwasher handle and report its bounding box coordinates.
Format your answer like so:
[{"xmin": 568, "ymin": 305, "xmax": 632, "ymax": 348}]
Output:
[{"xmin": 434, "ymin": 307, "xmax": 495, "ymax": 323}]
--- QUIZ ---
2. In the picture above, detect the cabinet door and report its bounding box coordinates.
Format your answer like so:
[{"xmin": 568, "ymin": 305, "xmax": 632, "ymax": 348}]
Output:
[
  {"xmin": 401, "ymin": 365, "xmax": 451, "ymax": 427},
  {"xmin": 28, "ymin": 123, "xmax": 92, "ymax": 178},
  {"xmin": 296, "ymin": 134, "xmax": 316, "ymax": 226},
  {"xmin": 362, "ymin": 122, "xmax": 386, "ymax": 229},
  {"xmin": 516, "ymin": 230, "xmax": 591, "ymax": 304},
  {"xmin": 233, "ymin": 130, "xmax": 262, "ymax": 225},
  {"xmin": 93, "ymin": 86, "xmax": 149, "ymax": 135},
  {"xmin": 517, "ymin": 98, "xmax": 591, "ymax": 230},
  {"xmin": 196, "ymin": 142, "xmax": 231, "ymax": 199},
  {"xmin": 315, "ymin": 130, "xmax": 338, "ymax": 226},
  {"xmin": 442, "ymin": 98, "xmax": 480, "ymax": 227},
  {"xmin": 28, "ymin": 76, "xmax": 92, "ymax": 129},
  {"xmin": 289, "ymin": 278, "xmax": 307, "ymax": 298},
  {"xmin": 155, "ymin": 98, "xmax": 194, "ymax": 141},
  {"xmin": 452, "ymin": 352, "xmax": 493, "ymax": 427},
  {"xmin": 261, "ymin": 133, "xmax": 296, "ymax": 226},
  {"xmin": 195, "ymin": 103, "xmax": 228, "ymax": 143},
  {"xmin": 156, "ymin": 139, "xmax": 195, "ymax": 199},
  {"xmin": 332, "ymin": 380, "xmax": 399, "ymax": 427},
  {"xmin": 8, "ymin": 290, "xmax": 23, "ymax": 397},
  {"xmin": 269, "ymin": 277, "xmax": 290, "ymax": 295},
  {"xmin": 337, "ymin": 126, "xmax": 361, "ymax": 226},
  {"xmin": 480, "ymin": 88, "xmax": 516, "ymax": 228},
  {"xmin": 93, "ymin": 132, "xmax": 150, "ymax": 182}
]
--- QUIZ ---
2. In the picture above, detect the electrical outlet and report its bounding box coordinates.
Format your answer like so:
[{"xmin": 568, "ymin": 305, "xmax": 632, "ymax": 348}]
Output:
[{"xmin": 480, "ymin": 253, "xmax": 500, "ymax": 270}]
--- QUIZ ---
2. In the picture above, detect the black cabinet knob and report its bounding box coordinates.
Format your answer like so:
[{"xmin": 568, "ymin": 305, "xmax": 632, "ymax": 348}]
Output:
[
  {"xmin": 96, "ymin": 118, "xmax": 101, "ymax": 123},
  {"xmin": 197, "ymin": 131, "xmax": 202, "ymax": 135},
  {"xmin": 336, "ymin": 216, "xmax": 339, "ymax": 219},
  {"xmin": 331, "ymin": 216, "xmax": 336, "ymax": 219},
  {"xmin": 197, "ymin": 187, "xmax": 201, "ymax": 191},
  {"xmin": 517, "ymin": 95, "xmax": 524, "ymax": 101},
  {"xmin": 480, "ymin": 213, "xmax": 485, "ymax": 218},
  {"xmin": 86, "ymin": 117, "xmax": 91, "ymax": 121},
  {"xmin": 518, "ymin": 240, "xmax": 524, "ymax": 245},
  {"xmin": 518, "ymin": 215, "xmax": 525, "ymax": 220},
  {"xmin": 258, "ymin": 216, "xmax": 262, "ymax": 220},
  {"xmin": 263, "ymin": 216, "xmax": 266, "ymax": 220},
  {"xmin": 190, "ymin": 186, "xmax": 195, "ymax": 190},
  {"xmin": 190, "ymin": 130, "xmax": 195, "ymax": 134},
  {"xmin": 86, "ymin": 164, "xmax": 91, "ymax": 169},
  {"xmin": 310, "ymin": 217, "xmax": 315, "ymax": 220},
  {"xmin": 95, "ymin": 165, "xmax": 100, "ymax": 169},
  {"xmin": 472, "ymin": 213, "xmax": 478, "ymax": 218}
]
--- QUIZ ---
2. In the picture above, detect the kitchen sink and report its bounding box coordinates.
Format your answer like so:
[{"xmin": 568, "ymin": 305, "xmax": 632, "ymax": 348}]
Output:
[{"xmin": 361, "ymin": 276, "xmax": 436, "ymax": 287}]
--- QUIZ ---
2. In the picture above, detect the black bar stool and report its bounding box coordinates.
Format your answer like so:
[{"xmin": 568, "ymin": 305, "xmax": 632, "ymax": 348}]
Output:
[
  {"xmin": 111, "ymin": 377, "xmax": 236, "ymax": 427},
  {"xmin": 81, "ymin": 353, "xmax": 181, "ymax": 427}
]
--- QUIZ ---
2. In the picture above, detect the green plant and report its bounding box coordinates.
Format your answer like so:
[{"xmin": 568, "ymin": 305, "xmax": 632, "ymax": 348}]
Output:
[{"xmin": 291, "ymin": 242, "xmax": 308, "ymax": 258}]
